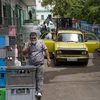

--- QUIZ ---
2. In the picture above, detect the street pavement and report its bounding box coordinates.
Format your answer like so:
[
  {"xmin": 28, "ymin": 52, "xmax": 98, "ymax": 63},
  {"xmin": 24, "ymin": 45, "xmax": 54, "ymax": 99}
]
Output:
[{"xmin": 42, "ymin": 50, "xmax": 100, "ymax": 100}]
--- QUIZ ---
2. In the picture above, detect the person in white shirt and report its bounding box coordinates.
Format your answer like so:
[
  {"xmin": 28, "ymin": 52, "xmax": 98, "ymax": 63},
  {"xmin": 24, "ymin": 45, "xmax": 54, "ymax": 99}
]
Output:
[
  {"xmin": 48, "ymin": 21, "xmax": 55, "ymax": 31},
  {"xmin": 45, "ymin": 32, "xmax": 52, "ymax": 39}
]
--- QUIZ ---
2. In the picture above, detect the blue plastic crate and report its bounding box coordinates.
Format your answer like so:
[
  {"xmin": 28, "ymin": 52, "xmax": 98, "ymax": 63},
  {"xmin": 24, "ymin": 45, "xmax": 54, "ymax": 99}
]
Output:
[
  {"xmin": 81, "ymin": 21, "xmax": 87, "ymax": 25},
  {"xmin": 0, "ymin": 67, "xmax": 6, "ymax": 87},
  {"xmin": 0, "ymin": 70, "xmax": 6, "ymax": 87},
  {"xmin": 0, "ymin": 58, "xmax": 6, "ymax": 66},
  {"xmin": 0, "ymin": 66, "xmax": 6, "ymax": 72},
  {"xmin": 0, "ymin": 36, "xmax": 5, "ymax": 47},
  {"xmin": 0, "ymin": 35, "xmax": 9, "ymax": 47}
]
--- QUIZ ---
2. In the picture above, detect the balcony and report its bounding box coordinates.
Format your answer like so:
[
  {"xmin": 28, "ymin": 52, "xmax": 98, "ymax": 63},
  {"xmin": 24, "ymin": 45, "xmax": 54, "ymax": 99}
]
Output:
[{"xmin": 22, "ymin": 0, "xmax": 36, "ymax": 6}]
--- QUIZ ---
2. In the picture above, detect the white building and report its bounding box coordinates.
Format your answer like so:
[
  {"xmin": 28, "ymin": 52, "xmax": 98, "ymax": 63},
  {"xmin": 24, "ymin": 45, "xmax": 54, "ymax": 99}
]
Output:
[{"xmin": 36, "ymin": 0, "xmax": 52, "ymax": 23}]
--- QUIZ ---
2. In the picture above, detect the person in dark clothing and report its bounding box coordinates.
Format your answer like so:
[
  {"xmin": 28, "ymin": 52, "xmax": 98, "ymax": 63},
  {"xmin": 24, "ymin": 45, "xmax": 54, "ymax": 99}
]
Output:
[
  {"xmin": 40, "ymin": 21, "xmax": 47, "ymax": 35},
  {"xmin": 28, "ymin": 10, "xmax": 32, "ymax": 19},
  {"xmin": 43, "ymin": 21, "xmax": 47, "ymax": 31}
]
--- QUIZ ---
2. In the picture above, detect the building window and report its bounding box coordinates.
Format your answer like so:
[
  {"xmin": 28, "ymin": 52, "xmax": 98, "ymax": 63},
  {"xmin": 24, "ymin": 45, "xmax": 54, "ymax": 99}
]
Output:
[{"xmin": 41, "ymin": 15, "xmax": 44, "ymax": 20}]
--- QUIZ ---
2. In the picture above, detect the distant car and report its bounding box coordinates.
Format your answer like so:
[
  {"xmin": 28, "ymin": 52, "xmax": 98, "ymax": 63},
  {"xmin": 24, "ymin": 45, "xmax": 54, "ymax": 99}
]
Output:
[{"xmin": 83, "ymin": 32, "xmax": 100, "ymax": 53}]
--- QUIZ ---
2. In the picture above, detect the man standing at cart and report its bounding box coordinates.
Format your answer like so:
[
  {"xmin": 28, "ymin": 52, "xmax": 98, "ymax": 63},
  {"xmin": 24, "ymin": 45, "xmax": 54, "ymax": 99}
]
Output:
[{"xmin": 22, "ymin": 32, "xmax": 51, "ymax": 99}]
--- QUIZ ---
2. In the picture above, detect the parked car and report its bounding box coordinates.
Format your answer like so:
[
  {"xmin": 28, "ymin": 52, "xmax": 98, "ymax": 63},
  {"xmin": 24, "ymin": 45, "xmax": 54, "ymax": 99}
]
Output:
[
  {"xmin": 40, "ymin": 18, "xmax": 100, "ymax": 66},
  {"xmin": 83, "ymin": 32, "xmax": 100, "ymax": 53},
  {"xmin": 40, "ymin": 30, "xmax": 89, "ymax": 66}
]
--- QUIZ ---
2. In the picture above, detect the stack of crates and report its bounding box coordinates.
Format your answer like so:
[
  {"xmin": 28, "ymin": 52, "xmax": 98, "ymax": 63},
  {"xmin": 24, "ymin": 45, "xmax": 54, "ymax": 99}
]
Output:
[
  {"xmin": 0, "ymin": 26, "xmax": 9, "ymax": 100},
  {"xmin": 0, "ymin": 25, "xmax": 16, "ymax": 67},
  {"xmin": 0, "ymin": 35, "xmax": 9, "ymax": 66},
  {"xmin": 0, "ymin": 88, "xmax": 6, "ymax": 100},
  {"xmin": 0, "ymin": 25, "xmax": 16, "ymax": 100},
  {"xmin": 6, "ymin": 66, "xmax": 36, "ymax": 100},
  {"xmin": 7, "ymin": 25, "xmax": 16, "ymax": 66},
  {"xmin": 0, "ymin": 66, "xmax": 6, "ymax": 100}
]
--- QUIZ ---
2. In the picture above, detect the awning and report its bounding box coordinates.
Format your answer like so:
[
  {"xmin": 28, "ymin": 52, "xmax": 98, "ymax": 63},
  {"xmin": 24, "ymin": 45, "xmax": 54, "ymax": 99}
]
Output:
[{"xmin": 22, "ymin": 0, "xmax": 36, "ymax": 6}]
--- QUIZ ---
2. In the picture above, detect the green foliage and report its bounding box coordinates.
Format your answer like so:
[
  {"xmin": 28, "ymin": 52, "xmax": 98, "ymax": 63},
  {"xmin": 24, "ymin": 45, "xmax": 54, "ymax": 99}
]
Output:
[{"xmin": 41, "ymin": 0, "xmax": 100, "ymax": 23}]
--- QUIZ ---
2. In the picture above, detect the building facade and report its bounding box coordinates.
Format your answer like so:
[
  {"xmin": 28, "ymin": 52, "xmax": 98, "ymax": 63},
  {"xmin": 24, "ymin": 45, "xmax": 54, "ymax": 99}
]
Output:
[
  {"xmin": 36, "ymin": 0, "xmax": 52, "ymax": 23},
  {"xmin": 0, "ymin": 0, "xmax": 36, "ymax": 32}
]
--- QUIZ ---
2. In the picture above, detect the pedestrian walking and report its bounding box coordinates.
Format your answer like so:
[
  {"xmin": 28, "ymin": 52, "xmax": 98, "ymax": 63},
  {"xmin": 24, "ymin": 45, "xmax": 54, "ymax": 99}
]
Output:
[{"xmin": 22, "ymin": 32, "xmax": 51, "ymax": 99}]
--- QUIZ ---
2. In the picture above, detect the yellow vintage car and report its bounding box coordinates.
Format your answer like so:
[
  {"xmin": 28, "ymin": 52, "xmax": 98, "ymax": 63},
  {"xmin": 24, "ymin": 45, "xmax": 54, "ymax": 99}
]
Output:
[
  {"xmin": 40, "ymin": 30, "xmax": 89, "ymax": 66},
  {"xmin": 83, "ymin": 32, "xmax": 100, "ymax": 53}
]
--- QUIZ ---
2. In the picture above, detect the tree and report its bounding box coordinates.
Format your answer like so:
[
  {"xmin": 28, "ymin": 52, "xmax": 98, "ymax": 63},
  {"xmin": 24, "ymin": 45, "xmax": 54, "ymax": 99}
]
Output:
[
  {"xmin": 41, "ymin": 0, "xmax": 76, "ymax": 17},
  {"xmin": 70, "ymin": 0, "xmax": 100, "ymax": 23},
  {"xmin": 41, "ymin": 0, "xmax": 100, "ymax": 23}
]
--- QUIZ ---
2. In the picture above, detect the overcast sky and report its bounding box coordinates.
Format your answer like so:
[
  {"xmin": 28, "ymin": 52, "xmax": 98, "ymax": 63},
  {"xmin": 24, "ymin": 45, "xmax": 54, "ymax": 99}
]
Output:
[{"xmin": 36, "ymin": 0, "xmax": 47, "ymax": 10}]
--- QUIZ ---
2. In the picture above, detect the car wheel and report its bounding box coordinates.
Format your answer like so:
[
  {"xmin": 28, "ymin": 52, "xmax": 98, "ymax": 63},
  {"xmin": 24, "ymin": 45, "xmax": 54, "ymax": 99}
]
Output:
[{"xmin": 54, "ymin": 57, "xmax": 60, "ymax": 66}]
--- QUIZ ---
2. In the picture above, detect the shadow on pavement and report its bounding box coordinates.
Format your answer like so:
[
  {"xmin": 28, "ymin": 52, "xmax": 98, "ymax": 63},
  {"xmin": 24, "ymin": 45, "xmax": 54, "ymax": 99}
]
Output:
[{"xmin": 44, "ymin": 50, "xmax": 100, "ymax": 84}]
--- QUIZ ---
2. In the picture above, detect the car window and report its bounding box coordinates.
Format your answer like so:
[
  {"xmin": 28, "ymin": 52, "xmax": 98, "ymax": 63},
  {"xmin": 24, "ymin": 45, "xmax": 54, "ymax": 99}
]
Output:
[
  {"xmin": 41, "ymin": 33, "xmax": 48, "ymax": 39},
  {"xmin": 41, "ymin": 33, "xmax": 54, "ymax": 40},
  {"xmin": 57, "ymin": 33, "xmax": 83, "ymax": 42},
  {"xmin": 84, "ymin": 34, "xmax": 97, "ymax": 40}
]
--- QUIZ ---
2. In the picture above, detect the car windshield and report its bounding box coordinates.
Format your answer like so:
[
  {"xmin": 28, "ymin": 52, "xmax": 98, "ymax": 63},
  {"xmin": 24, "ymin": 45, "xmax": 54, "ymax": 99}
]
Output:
[{"xmin": 57, "ymin": 33, "xmax": 83, "ymax": 42}]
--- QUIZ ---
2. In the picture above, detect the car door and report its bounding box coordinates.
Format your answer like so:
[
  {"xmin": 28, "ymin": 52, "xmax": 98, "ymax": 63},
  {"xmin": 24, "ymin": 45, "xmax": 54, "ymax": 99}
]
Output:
[
  {"xmin": 84, "ymin": 33, "xmax": 100, "ymax": 53},
  {"xmin": 40, "ymin": 32, "xmax": 55, "ymax": 52}
]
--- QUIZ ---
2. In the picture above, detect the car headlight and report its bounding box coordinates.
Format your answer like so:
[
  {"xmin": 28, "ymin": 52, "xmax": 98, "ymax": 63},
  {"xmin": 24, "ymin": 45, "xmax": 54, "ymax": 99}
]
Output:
[
  {"xmin": 82, "ymin": 51, "xmax": 88, "ymax": 55},
  {"xmin": 56, "ymin": 50, "xmax": 62, "ymax": 54}
]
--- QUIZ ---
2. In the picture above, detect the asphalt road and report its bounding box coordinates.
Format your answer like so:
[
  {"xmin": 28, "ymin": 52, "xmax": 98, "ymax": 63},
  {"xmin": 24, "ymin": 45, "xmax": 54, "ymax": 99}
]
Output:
[{"xmin": 42, "ymin": 50, "xmax": 100, "ymax": 100}]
